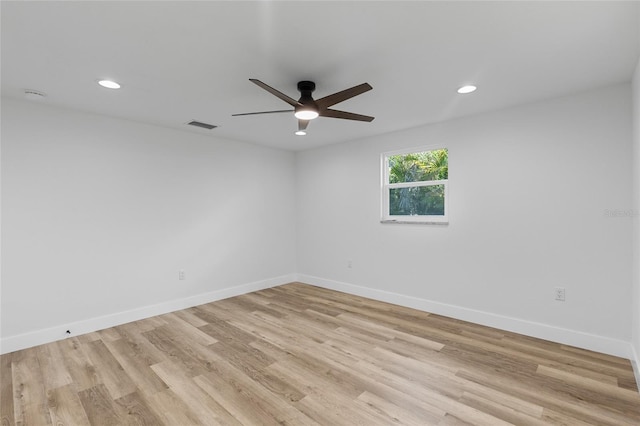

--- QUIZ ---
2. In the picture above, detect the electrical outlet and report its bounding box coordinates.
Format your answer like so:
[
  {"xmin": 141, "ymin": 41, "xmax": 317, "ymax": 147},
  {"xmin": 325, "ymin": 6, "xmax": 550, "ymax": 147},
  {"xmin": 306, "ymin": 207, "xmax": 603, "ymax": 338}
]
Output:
[
  {"xmin": 179, "ymin": 269, "xmax": 186, "ymax": 280},
  {"xmin": 347, "ymin": 259, "xmax": 352, "ymax": 269},
  {"xmin": 555, "ymin": 287, "xmax": 565, "ymax": 301}
]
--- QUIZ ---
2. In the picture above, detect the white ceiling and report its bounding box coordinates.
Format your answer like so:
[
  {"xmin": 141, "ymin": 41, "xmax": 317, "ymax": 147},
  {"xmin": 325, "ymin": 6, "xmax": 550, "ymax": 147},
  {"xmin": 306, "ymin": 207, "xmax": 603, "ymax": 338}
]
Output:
[{"xmin": 2, "ymin": 1, "xmax": 639, "ymax": 151}]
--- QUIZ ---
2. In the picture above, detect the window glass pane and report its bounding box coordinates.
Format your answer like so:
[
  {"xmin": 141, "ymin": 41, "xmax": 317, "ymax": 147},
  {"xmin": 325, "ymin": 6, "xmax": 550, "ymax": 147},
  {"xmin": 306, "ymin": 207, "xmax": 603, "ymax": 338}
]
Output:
[
  {"xmin": 388, "ymin": 149, "xmax": 448, "ymax": 183},
  {"xmin": 389, "ymin": 185, "xmax": 445, "ymax": 216}
]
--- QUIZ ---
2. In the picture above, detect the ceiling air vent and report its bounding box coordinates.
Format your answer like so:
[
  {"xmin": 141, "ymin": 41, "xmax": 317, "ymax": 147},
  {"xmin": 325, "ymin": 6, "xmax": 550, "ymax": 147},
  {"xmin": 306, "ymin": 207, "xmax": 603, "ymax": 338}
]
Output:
[{"xmin": 187, "ymin": 120, "xmax": 217, "ymax": 130}]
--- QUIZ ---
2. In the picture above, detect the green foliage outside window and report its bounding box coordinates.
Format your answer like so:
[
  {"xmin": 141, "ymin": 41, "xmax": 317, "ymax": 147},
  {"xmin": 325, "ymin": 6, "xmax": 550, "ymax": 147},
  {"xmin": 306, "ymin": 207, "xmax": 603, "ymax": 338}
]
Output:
[
  {"xmin": 388, "ymin": 149, "xmax": 448, "ymax": 183},
  {"xmin": 388, "ymin": 149, "xmax": 448, "ymax": 216}
]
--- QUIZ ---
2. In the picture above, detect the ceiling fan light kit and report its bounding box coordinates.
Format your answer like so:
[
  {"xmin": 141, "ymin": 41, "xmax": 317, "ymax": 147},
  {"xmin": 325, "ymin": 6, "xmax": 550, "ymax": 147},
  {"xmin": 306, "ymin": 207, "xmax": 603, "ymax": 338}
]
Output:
[
  {"xmin": 233, "ymin": 79, "xmax": 374, "ymax": 135},
  {"xmin": 294, "ymin": 108, "xmax": 319, "ymax": 120}
]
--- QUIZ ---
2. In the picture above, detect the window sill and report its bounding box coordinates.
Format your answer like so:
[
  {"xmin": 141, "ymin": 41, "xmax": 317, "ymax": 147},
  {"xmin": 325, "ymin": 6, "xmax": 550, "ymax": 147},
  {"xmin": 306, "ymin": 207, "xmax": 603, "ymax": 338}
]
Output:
[{"xmin": 380, "ymin": 219, "xmax": 449, "ymax": 225}]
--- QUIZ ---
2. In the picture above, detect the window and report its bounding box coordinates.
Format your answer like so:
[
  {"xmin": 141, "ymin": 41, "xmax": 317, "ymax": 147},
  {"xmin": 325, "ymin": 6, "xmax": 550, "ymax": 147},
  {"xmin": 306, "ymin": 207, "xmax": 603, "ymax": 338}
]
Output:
[{"xmin": 381, "ymin": 147, "xmax": 449, "ymax": 224}]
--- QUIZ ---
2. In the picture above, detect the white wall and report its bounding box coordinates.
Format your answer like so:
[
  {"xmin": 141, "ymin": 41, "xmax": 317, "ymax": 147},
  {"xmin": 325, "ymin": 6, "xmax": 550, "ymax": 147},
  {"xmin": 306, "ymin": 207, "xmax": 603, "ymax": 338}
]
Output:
[
  {"xmin": 296, "ymin": 84, "xmax": 633, "ymax": 357},
  {"xmin": 2, "ymin": 83, "xmax": 636, "ymax": 359},
  {"xmin": 632, "ymin": 57, "xmax": 640, "ymax": 381},
  {"xmin": 1, "ymin": 99, "xmax": 296, "ymax": 353}
]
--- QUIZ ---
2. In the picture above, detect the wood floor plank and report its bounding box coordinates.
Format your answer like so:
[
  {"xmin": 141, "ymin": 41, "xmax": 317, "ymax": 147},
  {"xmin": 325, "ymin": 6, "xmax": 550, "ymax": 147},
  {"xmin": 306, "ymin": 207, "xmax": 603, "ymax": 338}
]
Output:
[
  {"xmin": 458, "ymin": 391, "xmax": 548, "ymax": 425},
  {"xmin": 97, "ymin": 327, "xmax": 122, "ymax": 343},
  {"xmin": 76, "ymin": 332, "xmax": 102, "ymax": 344},
  {"xmin": 457, "ymin": 367, "xmax": 640, "ymax": 426},
  {"xmin": 159, "ymin": 312, "xmax": 218, "ymax": 346},
  {"xmin": 35, "ymin": 343, "xmax": 73, "ymax": 393},
  {"xmin": 537, "ymin": 364, "xmax": 640, "ymax": 405},
  {"xmin": 437, "ymin": 414, "xmax": 476, "ymax": 426},
  {"xmin": 539, "ymin": 360, "xmax": 620, "ymax": 386},
  {"xmin": 144, "ymin": 388, "xmax": 202, "ymax": 425},
  {"xmin": 194, "ymin": 370, "xmax": 313, "ymax": 426},
  {"xmin": 1, "ymin": 282, "xmax": 638, "ymax": 425},
  {"xmin": 101, "ymin": 339, "xmax": 168, "ymax": 396},
  {"xmin": 220, "ymin": 295, "xmax": 287, "ymax": 319},
  {"xmin": 0, "ymin": 352, "xmax": 14, "ymax": 426},
  {"xmin": 83, "ymin": 340, "xmax": 137, "ymax": 400},
  {"xmin": 355, "ymin": 390, "xmax": 438, "ymax": 426},
  {"xmin": 202, "ymin": 332, "xmax": 306, "ymax": 405},
  {"xmin": 540, "ymin": 407, "xmax": 599, "ymax": 426},
  {"xmin": 55, "ymin": 338, "xmax": 100, "ymax": 393},
  {"xmin": 353, "ymin": 360, "xmax": 512, "ymax": 426},
  {"xmin": 268, "ymin": 353, "xmax": 362, "ymax": 401},
  {"xmin": 352, "ymin": 342, "xmax": 545, "ymax": 421},
  {"xmin": 172, "ymin": 308, "xmax": 209, "ymax": 328},
  {"xmin": 197, "ymin": 316, "xmax": 257, "ymax": 346},
  {"xmin": 150, "ymin": 360, "xmax": 240, "ymax": 426},
  {"xmin": 11, "ymin": 349, "xmax": 52, "ymax": 425},
  {"xmin": 293, "ymin": 392, "xmax": 393, "ymax": 426},
  {"xmin": 46, "ymin": 384, "xmax": 91, "ymax": 426},
  {"xmin": 500, "ymin": 334, "xmax": 636, "ymax": 380},
  {"xmin": 113, "ymin": 390, "xmax": 166, "ymax": 426},
  {"xmin": 111, "ymin": 322, "xmax": 167, "ymax": 364},
  {"xmin": 142, "ymin": 327, "xmax": 209, "ymax": 379},
  {"xmin": 77, "ymin": 384, "xmax": 123, "ymax": 426},
  {"xmin": 560, "ymin": 344, "xmax": 634, "ymax": 367}
]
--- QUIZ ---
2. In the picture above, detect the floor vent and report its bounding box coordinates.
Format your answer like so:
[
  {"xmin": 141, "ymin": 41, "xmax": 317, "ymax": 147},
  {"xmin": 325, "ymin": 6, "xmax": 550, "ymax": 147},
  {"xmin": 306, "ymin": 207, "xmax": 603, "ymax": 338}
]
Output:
[{"xmin": 187, "ymin": 120, "xmax": 217, "ymax": 130}]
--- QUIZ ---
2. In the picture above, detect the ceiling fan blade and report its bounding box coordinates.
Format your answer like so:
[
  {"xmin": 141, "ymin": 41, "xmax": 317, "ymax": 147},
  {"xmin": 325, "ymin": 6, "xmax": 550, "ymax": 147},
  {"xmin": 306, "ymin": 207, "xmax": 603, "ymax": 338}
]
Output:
[
  {"xmin": 316, "ymin": 83, "xmax": 373, "ymax": 109},
  {"xmin": 298, "ymin": 119, "xmax": 309, "ymax": 131},
  {"xmin": 320, "ymin": 108, "xmax": 375, "ymax": 122},
  {"xmin": 232, "ymin": 109, "xmax": 293, "ymax": 117},
  {"xmin": 249, "ymin": 79, "xmax": 301, "ymax": 107}
]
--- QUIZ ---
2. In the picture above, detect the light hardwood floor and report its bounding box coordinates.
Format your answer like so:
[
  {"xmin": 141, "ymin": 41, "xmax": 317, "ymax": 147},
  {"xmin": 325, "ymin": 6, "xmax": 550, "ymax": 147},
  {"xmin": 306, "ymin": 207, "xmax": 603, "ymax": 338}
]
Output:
[{"xmin": 1, "ymin": 282, "xmax": 639, "ymax": 425}]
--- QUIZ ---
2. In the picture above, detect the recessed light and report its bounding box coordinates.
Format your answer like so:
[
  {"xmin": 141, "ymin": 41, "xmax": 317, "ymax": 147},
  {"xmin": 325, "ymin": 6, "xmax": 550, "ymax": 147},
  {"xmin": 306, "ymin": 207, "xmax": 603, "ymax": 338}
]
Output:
[
  {"xmin": 295, "ymin": 130, "xmax": 307, "ymax": 136},
  {"xmin": 98, "ymin": 80, "xmax": 121, "ymax": 89},
  {"xmin": 457, "ymin": 85, "xmax": 477, "ymax": 94}
]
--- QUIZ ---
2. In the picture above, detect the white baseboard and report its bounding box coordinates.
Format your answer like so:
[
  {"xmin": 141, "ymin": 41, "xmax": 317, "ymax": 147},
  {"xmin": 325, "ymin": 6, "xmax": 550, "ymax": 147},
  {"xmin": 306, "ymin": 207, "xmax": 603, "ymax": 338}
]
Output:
[
  {"xmin": 297, "ymin": 274, "xmax": 634, "ymax": 360},
  {"xmin": 0, "ymin": 274, "xmax": 295, "ymax": 355},
  {"xmin": 4, "ymin": 272, "xmax": 636, "ymax": 367}
]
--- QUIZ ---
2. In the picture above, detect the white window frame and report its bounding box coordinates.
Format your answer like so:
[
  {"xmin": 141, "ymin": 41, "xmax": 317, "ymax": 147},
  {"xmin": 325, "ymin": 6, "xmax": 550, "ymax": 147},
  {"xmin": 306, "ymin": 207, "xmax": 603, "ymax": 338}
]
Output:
[{"xmin": 380, "ymin": 146, "xmax": 449, "ymax": 224}]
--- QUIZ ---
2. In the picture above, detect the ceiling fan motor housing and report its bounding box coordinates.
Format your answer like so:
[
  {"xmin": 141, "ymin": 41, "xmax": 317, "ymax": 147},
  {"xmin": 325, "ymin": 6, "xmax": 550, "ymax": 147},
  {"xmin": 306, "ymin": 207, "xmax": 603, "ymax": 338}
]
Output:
[
  {"xmin": 297, "ymin": 81, "xmax": 317, "ymax": 105},
  {"xmin": 297, "ymin": 81, "xmax": 316, "ymax": 94},
  {"xmin": 296, "ymin": 81, "xmax": 318, "ymax": 117}
]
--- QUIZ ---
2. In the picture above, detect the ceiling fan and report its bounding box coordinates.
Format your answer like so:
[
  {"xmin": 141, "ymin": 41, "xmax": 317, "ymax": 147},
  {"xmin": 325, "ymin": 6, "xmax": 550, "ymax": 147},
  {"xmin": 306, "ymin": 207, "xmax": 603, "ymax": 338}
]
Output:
[{"xmin": 232, "ymin": 79, "xmax": 374, "ymax": 135}]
